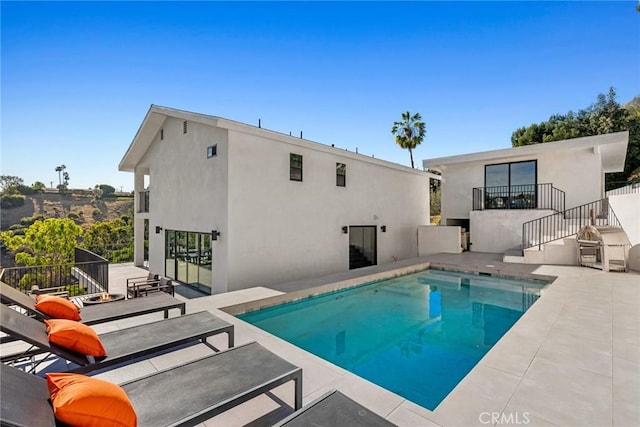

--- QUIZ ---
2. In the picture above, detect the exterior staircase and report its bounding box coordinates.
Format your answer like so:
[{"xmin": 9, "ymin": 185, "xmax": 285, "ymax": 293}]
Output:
[{"xmin": 504, "ymin": 186, "xmax": 639, "ymax": 267}]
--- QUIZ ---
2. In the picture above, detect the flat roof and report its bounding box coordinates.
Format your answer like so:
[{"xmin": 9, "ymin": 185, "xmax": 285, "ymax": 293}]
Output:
[{"xmin": 422, "ymin": 131, "xmax": 629, "ymax": 173}]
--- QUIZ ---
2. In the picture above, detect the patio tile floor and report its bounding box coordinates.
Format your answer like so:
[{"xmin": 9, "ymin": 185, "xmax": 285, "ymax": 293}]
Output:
[{"xmin": 22, "ymin": 256, "xmax": 639, "ymax": 426}]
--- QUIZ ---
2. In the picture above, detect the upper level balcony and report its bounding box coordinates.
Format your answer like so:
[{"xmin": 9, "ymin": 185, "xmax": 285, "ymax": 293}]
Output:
[
  {"xmin": 472, "ymin": 183, "xmax": 565, "ymax": 212},
  {"xmin": 138, "ymin": 189, "xmax": 150, "ymax": 213}
]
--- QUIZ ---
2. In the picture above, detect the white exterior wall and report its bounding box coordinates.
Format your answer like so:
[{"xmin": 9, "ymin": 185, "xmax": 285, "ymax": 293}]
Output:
[
  {"xmin": 536, "ymin": 148, "xmax": 602, "ymax": 209},
  {"xmin": 440, "ymin": 162, "xmax": 483, "ymax": 222},
  {"xmin": 141, "ymin": 117, "xmax": 230, "ymax": 294},
  {"xmin": 441, "ymin": 147, "xmax": 604, "ymax": 223},
  {"xmin": 470, "ymin": 210, "xmax": 555, "ymax": 253},
  {"xmin": 608, "ymin": 192, "xmax": 640, "ymax": 246},
  {"xmin": 225, "ymin": 128, "xmax": 429, "ymax": 291},
  {"xmin": 417, "ymin": 225, "xmax": 462, "ymax": 255}
]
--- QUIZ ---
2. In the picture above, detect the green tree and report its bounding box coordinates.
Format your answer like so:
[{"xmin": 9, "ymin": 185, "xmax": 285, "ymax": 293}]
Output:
[
  {"xmin": 0, "ymin": 175, "xmax": 24, "ymax": 195},
  {"xmin": 31, "ymin": 181, "xmax": 46, "ymax": 193},
  {"xmin": 95, "ymin": 184, "xmax": 116, "ymax": 198},
  {"xmin": 55, "ymin": 165, "xmax": 66, "ymax": 186},
  {"xmin": 0, "ymin": 218, "xmax": 82, "ymax": 266},
  {"xmin": 391, "ymin": 111, "xmax": 426, "ymax": 168},
  {"xmin": 81, "ymin": 218, "xmax": 133, "ymax": 263},
  {"xmin": 511, "ymin": 88, "xmax": 640, "ymax": 189}
]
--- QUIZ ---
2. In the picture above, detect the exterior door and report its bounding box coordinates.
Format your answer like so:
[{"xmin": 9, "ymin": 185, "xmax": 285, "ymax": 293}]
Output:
[{"xmin": 349, "ymin": 226, "xmax": 377, "ymax": 270}]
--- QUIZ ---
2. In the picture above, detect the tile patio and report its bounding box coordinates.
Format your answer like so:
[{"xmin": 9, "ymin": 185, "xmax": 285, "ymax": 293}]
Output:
[{"xmin": 19, "ymin": 255, "xmax": 640, "ymax": 426}]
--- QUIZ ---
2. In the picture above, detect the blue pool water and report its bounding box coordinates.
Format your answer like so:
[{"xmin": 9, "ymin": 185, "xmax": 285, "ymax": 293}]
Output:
[{"xmin": 238, "ymin": 269, "xmax": 547, "ymax": 410}]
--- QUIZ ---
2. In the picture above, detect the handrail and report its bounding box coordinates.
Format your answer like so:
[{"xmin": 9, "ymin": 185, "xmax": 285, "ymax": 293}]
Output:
[
  {"xmin": 472, "ymin": 183, "xmax": 565, "ymax": 212},
  {"xmin": 522, "ymin": 198, "xmax": 622, "ymax": 250}
]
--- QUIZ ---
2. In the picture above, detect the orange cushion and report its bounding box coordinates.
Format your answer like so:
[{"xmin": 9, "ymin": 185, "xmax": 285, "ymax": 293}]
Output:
[
  {"xmin": 35, "ymin": 295, "xmax": 81, "ymax": 321},
  {"xmin": 45, "ymin": 319, "xmax": 106, "ymax": 357},
  {"xmin": 46, "ymin": 372, "xmax": 137, "ymax": 427}
]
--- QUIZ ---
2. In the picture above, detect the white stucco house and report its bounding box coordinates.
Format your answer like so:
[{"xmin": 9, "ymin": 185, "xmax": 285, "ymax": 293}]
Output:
[
  {"xmin": 422, "ymin": 131, "xmax": 634, "ymax": 265},
  {"xmin": 119, "ymin": 105, "xmax": 430, "ymax": 294}
]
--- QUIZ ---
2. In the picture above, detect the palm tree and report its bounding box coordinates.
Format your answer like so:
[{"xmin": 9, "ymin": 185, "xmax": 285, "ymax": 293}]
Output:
[
  {"xmin": 55, "ymin": 164, "xmax": 66, "ymax": 186},
  {"xmin": 391, "ymin": 111, "xmax": 426, "ymax": 168}
]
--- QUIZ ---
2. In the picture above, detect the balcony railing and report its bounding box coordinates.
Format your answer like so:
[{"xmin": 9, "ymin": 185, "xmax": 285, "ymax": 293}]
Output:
[
  {"xmin": 0, "ymin": 248, "xmax": 109, "ymax": 296},
  {"xmin": 472, "ymin": 183, "xmax": 565, "ymax": 212},
  {"xmin": 138, "ymin": 189, "xmax": 150, "ymax": 213}
]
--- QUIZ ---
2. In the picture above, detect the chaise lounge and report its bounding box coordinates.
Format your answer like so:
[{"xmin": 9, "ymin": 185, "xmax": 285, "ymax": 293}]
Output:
[
  {"xmin": 1, "ymin": 341, "xmax": 302, "ymax": 427},
  {"xmin": 274, "ymin": 390, "xmax": 397, "ymax": 426},
  {"xmin": 0, "ymin": 304, "xmax": 234, "ymax": 374},
  {"xmin": 1, "ymin": 281, "xmax": 185, "ymax": 325}
]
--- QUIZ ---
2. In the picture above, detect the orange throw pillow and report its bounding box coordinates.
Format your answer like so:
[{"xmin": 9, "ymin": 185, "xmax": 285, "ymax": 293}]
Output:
[
  {"xmin": 46, "ymin": 372, "xmax": 137, "ymax": 427},
  {"xmin": 45, "ymin": 319, "xmax": 106, "ymax": 357},
  {"xmin": 35, "ymin": 295, "xmax": 81, "ymax": 321}
]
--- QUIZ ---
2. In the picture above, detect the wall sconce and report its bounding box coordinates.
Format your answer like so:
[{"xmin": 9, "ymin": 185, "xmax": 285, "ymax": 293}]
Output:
[
  {"xmin": 155, "ymin": 226, "xmax": 163, "ymax": 234},
  {"xmin": 381, "ymin": 225, "xmax": 387, "ymax": 232},
  {"xmin": 342, "ymin": 226, "xmax": 348, "ymax": 234},
  {"xmin": 211, "ymin": 230, "xmax": 221, "ymax": 241}
]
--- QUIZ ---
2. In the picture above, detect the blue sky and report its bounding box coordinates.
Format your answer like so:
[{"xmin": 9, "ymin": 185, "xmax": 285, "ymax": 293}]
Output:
[{"xmin": 2, "ymin": 1, "xmax": 638, "ymax": 192}]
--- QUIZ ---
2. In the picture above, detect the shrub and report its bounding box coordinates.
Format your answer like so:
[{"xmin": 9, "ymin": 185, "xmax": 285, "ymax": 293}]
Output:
[
  {"xmin": 92, "ymin": 208, "xmax": 102, "ymax": 218},
  {"xmin": 16, "ymin": 184, "xmax": 36, "ymax": 195},
  {"xmin": 97, "ymin": 184, "xmax": 116, "ymax": 198},
  {"xmin": 1, "ymin": 194, "xmax": 25, "ymax": 209},
  {"xmin": 20, "ymin": 215, "xmax": 45, "ymax": 226},
  {"xmin": 8, "ymin": 224, "xmax": 25, "ymax": 232},
  {"xmin": 67, "ymin": 212, "xmax": 82, "ymax": 223},
  {"xmin": 65, "ymin": 284, "xmax": 86, "ymax": 297}
]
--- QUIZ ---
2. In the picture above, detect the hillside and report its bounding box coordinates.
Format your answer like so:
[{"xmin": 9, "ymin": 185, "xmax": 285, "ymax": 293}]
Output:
[{"xmin": 0, "ymin": 193, "xmax": 134, "ymax": 230}]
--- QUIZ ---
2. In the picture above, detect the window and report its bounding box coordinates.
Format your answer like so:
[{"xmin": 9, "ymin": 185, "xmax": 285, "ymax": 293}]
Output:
[
  {"xmin": 183, "ymin": 121, "xmax": 188, "ymax": 134},
  {"xmin": 484, "ymin": 160, "xmax": 537, "ymax": 209},
  {"xmin": 336, "ymin": 163, "xmax": 346, "ymax": 187},
  {"xmin": 290, "ymin": 153, "xmax": 303, "ymax": 181},
  {"xmin": 207, "ymin": 145, "xmax": 217, "ymax": 158},
  {"xmin": 160, "ymin": 128, "xmax": 164, "ymax": 140}
]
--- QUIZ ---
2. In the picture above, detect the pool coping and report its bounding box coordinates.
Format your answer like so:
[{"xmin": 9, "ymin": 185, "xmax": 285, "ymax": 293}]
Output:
[{"xmin": 220, "ymin": 259, "xmax": 557, "ymax": 316}]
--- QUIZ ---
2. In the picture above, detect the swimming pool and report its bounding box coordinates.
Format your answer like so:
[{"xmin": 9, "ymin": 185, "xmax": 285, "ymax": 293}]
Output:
[{"xmin": 237, "ymin": 269, "xmax": 547, "ymax": 410}]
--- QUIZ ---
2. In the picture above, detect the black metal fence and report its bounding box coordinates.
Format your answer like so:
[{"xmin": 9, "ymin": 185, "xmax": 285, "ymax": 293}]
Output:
[
  {"xmin": 0, "ymin": 248, "xmax": 109, "ymax": 296},
  {"xmin": 522, "ymin": 198, "xmax": 622, "ymax": 250},
  {"xmin": 74, "ymin": 247, "xmax": 109, "ymax": 293},
  {"xmin": 472, "ymin": 183, "xmax": 565, "ymax": 212}
]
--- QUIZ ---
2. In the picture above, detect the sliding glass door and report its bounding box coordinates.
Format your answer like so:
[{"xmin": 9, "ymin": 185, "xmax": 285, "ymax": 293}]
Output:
[
  {"xmin": 484, "ymin": 160, "xmax": 537, "ymax": 209},
  {"xmin": 164, "ymin": 230, "xmax": 212, "ymax": 293}
]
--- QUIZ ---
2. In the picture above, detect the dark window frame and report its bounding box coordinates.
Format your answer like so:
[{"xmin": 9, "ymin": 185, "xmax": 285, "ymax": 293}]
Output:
[
  {"xmin": 290, "ymin": 153, "xmax": 303, "ymax": 181},
  {"xmin": 207, "ymin": 145, "xmax": 217, "ymax": 158},
  {"xmin": 484, "ymin": 160, "xmax": 537, "ymax": 187},
  {"xmin": 484, "ymin": 160, "xmax": 538, "ymax": 209},
  {"xmin": 183, "ymin": 121, "xmax": 188, "ymax": 134},
  {"xmin": 336, "ymin": 162, "xmax": 346, "ymax": 187}
]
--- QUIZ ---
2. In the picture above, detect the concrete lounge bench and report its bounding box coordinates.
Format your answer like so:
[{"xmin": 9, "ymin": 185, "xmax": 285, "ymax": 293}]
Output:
[
  {"xmin": 273, "ymin": 390, "xmax": 397, "ymax": 427},
  {"xmin": 1, "ymin": 281, "xmax": 185, "ymax": 325},
  {"xmin": 0, "ymin": 304, "xmax": 234, "ymax": 374},
  {"xmin": 1, "ymin": 341, "xmax": 302, "ymax": 427}
]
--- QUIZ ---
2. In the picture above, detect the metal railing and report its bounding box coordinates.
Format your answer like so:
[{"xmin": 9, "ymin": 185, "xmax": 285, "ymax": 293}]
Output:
[
  {"xmin": 606, "ymin": 182, "xmax": 640, "ymax": 197},
  {"xmin": 472, "ymin": 183, "xmax": 565, "ymax": 212},
  {"xmin": 138, "ymin": 189, "xmax": 150, "ymax": 213},
  {"xmin": 522, "ymin": 198, "xmax": 623, "ymax": 250},
  {"xmin": 74, "ymin": 247, "xmax": 109, "ymax": 292},
  {"xmin": 0, "ymin": 248, "xmax": 109, "ymax": 296}
]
